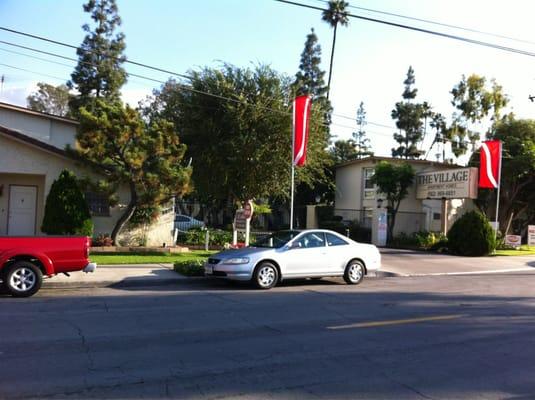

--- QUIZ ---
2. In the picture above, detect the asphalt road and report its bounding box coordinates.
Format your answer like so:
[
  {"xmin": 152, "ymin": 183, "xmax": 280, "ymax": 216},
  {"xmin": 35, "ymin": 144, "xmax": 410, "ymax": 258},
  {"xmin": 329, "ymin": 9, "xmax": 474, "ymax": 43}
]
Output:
[{"xmin": 1, "ymin": 273, "xmax": 535, "ymax": 399}]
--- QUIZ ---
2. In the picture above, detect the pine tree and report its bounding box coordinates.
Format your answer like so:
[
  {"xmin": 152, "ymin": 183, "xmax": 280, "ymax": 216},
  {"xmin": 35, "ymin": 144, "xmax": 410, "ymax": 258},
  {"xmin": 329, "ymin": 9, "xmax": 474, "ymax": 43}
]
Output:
[
  {"xmin": 68, "ymin": 0, "xmax": 127, "ymax": 113},
  {"xmin": 41, "ymin": 170, "xmax": 94, "ymax": 236},
  {"xmin": 77, "ymin": 100, "xmax": 192, "ymax": 243},
  {"xmin": 293, "ymin": 28, "xmax": 327, "ymax": 100},
  {"xmin": 353, "ymin": 101, "xmax": 373, "ymax": 159},
  {"xmin": 391, "ymin": 66, "xmax": 428, "ymax": 159}
]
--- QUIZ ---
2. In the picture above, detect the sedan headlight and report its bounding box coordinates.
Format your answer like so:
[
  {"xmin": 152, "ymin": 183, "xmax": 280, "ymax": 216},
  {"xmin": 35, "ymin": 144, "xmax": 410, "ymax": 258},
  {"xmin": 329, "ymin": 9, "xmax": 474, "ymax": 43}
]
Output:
[{"xmin": 223, "ymin": 257, "xmax": 250, "ymax": 265}]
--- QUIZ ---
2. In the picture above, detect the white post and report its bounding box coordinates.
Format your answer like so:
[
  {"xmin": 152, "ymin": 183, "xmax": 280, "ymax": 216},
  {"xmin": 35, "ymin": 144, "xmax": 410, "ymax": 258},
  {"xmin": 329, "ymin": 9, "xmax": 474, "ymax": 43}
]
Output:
[
  {"xmin": 494, "ymin": 141, "xmax": 503, "ymax": 240},
  {"xmin": 245, "ymin": 219, "xmax": 250, "ymax": 247},
  {"xmin": 290, "ymin": 164, "xmax": 295, "ymax": 230}
]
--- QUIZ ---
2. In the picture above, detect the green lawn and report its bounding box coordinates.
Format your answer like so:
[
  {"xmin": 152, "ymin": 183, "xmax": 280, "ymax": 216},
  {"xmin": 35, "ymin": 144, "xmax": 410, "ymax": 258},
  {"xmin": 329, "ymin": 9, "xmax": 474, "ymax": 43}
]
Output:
[
  {"xmin": 90, "ymin": 251, "xmax": 216, "ymax": 265},
  {"xmin": 494, "ymin": 245, "xmax": 535, "ymax": 256}
]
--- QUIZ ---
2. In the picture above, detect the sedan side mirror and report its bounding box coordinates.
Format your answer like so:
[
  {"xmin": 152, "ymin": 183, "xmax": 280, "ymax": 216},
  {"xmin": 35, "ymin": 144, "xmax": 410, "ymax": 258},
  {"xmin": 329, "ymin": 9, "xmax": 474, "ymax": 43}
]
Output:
[{"xmin": 286, "ymin": 241, "xmax": 302, "ymax": 250}]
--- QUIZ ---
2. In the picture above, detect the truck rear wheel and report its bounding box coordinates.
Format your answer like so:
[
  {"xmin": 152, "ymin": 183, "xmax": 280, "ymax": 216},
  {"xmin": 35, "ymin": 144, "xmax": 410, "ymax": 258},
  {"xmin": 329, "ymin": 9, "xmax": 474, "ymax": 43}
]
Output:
[{"xmin": 5, "ymin": 261, "xmax": 43, "ymax": 297}]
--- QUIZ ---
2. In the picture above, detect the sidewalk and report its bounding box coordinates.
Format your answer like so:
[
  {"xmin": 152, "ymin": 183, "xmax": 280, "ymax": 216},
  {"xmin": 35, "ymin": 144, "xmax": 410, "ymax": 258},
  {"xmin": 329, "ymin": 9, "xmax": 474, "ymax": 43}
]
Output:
[
  {"xmin": 42, "ymin": 263, "xmax": 187, "ymax": 289},
  {"xmin": 41, "ymin": 250, "xmax": 535, "ymax": 289}
]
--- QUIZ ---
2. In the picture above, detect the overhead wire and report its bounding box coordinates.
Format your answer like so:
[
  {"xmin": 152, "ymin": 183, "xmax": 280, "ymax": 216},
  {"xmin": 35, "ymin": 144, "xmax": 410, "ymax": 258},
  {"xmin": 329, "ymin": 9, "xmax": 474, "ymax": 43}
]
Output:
[
  {"xmin": 310, "ymin": 0, "xmax": 535, "ymax": 47},
  {"xmin": 0, "ymin": 38, "xmax": 399, "ymax": 132},
  {"xmin": 273, "ymin": 0, "xmax": 535, "ymax": 58}
]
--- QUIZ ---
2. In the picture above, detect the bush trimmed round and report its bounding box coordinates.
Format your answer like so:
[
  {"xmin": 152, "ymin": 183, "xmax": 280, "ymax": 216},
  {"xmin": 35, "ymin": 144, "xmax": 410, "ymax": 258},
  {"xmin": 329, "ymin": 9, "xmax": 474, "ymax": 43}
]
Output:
[{"xmin": 447, "ymin": 211, "xmax": 496, "ymax": 256}]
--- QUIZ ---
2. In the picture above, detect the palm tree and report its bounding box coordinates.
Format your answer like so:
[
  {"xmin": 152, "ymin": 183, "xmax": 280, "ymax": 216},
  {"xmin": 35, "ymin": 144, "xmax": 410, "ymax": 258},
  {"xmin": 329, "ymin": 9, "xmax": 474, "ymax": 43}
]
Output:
[{"xmin": 322, "ymin": 0, "xmax": 349, "ymax": 99}]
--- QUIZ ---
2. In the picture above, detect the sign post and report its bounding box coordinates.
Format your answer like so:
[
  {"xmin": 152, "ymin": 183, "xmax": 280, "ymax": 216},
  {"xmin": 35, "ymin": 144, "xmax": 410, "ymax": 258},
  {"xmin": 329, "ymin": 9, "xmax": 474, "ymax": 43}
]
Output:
[
  {"xmin": 232, "ymin": 200, "xmax": 254, "ymax": 247},
  {"xmin": 528, "ymin": 225, "xmax": 535, "ymax": 247},
  {"xmin": 415, "ymin": 167, "xmax": 478, "ymax": 236}
]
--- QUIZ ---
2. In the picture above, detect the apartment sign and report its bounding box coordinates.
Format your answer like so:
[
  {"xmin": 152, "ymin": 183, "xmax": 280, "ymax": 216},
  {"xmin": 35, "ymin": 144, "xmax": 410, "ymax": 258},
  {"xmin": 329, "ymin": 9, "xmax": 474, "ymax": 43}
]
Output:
[{"xmin": 416, "ymin": 167, "xmax": 478, "ymax": 199}]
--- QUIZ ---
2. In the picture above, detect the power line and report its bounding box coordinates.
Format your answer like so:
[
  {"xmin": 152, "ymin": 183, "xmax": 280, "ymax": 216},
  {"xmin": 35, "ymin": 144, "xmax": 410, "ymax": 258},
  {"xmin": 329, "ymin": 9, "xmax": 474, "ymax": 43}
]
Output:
[
  {"xmin": 0, "ymin": 26, "xmax": 193, "ymax": 81},
  {"xmin": 0, "ymin": 62, "xmax": 68, "ymax": 82},
  {"xmin": 0, "ymin": 38, "xmax": 398, "ymax": 131},
  {"xmin": 274, "ymin": 0, "xmax": 535, "ymax": 58},
  {"xmin": 311, "ymin": 0, "xmax": 535, "ymax": 47}
]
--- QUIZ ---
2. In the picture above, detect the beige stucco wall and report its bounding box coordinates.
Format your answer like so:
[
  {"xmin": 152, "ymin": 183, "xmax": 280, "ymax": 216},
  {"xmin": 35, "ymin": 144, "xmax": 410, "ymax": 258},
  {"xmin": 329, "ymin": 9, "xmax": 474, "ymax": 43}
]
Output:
[
  {"xmin": 118, "ymin": 211, "xmax": 175, "ymax": 247},
  {"xmin": 0, "ymin": 108, "xmax": 77, "ymax": 149},
  {"xmin": 335, "ymin": 158, "xmax": 476, "ymax": 234},
  {"xmin": 0, "ymin": 134, "xmax": 175, "ymax": 245},
  {"xmin": 0, "ymin": 134, "xmax": 127, "ymax": 236},
  {"xmin": 0, "ymin": 173, "xmax": 46, "ymax": 235}
]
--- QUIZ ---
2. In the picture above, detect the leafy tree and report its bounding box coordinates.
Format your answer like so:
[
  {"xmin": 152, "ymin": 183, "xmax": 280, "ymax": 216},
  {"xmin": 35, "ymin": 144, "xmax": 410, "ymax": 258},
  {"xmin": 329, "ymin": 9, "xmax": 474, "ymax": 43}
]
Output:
[
  {"xmin": 68, "ymin": 0, "xmax": 127, "ymax": 113},
  {"xmin": 27, "ymin": 83, "xmax": 73, "ymax": 117},
  {"xmin": 330, "ymin": 139, "xmax": 358, "ymax": 164},
  {"xmin": 447, "ymin": 74, "xmax": 508, "ymax": 157},
  {"xmin": 471, "ymin": 117, "xmax": 535, "ymax": 235},
  {"xmin": 76, "ymin": 100, "xmax": 192, "ymax": 243},
  {"xmin": 144, "ymin": 64, "xmax": 331, "ymax": 207},
  {"xmin": 353, "ymin": 101, "xmax": 373, "ymax": 159},
  {"xmin": 321, "ymin": 0, "xmax": 349, "ymax": 98},
  {"xmin": 41, "ymin": 169, "xmax": 93, "ymax": 236},
  {"xmin": 391, "ymin": 66, "xmax": 429, "ymax": 159},
  {"xmin": 371, "ymin": 161, "xmax": 415, "ymax": 241}
]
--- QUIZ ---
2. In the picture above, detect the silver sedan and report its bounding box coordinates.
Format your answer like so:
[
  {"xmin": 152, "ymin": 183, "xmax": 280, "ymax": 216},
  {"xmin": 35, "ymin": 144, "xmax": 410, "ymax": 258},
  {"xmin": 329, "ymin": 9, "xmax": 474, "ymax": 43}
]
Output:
[{"xmin": 204, "ymin": 229, "xmax": 381, "ymax": 289}]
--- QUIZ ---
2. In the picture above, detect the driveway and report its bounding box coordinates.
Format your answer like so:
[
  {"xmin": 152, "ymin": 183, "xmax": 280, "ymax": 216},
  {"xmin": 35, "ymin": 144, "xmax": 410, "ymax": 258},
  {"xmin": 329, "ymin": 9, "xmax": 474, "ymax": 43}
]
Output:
[{"xmin": 380, "ymin": 248, "xmax": 535, "ymax": 276}]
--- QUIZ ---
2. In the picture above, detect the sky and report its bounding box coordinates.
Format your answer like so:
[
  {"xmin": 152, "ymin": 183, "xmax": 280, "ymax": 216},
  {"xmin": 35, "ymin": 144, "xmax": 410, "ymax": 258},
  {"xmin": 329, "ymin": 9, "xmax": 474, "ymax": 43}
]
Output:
[{"xmin": 2, "ymin": 0, "xmax": 535, "ymax": 164}]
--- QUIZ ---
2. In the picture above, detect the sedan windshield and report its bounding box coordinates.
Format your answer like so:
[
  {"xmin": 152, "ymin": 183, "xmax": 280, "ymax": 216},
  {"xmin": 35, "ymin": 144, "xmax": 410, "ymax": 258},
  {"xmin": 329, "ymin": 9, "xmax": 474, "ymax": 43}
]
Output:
[{"xmin": 254, "ymin": 230, "xmax": 300, "ymax": 248}]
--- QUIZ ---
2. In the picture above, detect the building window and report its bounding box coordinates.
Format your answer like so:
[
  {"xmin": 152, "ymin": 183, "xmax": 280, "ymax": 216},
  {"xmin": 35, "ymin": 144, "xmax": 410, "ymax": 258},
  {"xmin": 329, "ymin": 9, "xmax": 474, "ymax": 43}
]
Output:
[
  {"xmin": 363, "ymin": 168, "xmax": 375, "ymax": 199},
  {"xmin": 85, "ymin": 192, "xmax": 110, "ymax": 217}
]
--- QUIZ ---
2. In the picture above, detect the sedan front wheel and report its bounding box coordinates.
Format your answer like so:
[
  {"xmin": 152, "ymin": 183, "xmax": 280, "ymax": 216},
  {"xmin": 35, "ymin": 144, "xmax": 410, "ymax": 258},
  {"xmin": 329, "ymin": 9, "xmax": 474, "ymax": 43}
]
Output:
[
  {"xmin": 344, "ymin": 260, "xmax": 365, "ymax": 285},
  {"xmin": 253, "ymin": 262, "xmax": 278, "ymax": 289}
]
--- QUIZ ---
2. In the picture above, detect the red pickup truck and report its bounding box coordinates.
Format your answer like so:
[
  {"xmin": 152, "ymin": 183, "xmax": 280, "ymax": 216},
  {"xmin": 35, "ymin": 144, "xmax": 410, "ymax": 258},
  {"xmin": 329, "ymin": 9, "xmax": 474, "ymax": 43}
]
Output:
[{"xmin": 0, "ymin": 236, "xmax": 96, "ymax": 297}]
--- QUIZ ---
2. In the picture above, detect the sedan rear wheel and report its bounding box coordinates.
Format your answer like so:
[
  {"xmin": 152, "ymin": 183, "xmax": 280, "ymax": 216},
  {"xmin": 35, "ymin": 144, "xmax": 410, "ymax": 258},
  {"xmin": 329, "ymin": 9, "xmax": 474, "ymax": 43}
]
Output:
[
  {"xmin": 253, "ymin": 262, "xmax": 278, "ymax": 289},
  {"xmin": 344, "ymin": 260, "xmax": 364, "ymax": 285}
]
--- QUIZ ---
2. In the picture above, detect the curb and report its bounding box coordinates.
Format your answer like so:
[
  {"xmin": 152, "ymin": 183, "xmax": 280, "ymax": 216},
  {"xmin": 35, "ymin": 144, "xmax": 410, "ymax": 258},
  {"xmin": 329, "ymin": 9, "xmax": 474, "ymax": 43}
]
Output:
[{"xmin": 42, "ymin": 276, "xmax": 206, "ymax": 290}]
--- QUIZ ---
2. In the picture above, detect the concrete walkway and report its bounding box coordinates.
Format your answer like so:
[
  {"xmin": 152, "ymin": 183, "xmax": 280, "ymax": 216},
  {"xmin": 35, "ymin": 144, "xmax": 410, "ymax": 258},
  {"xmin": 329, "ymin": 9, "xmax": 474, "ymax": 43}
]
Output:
[
  {"xmin": 379, "ymin": 248, "xmax": 535, "ymax": 277},
  {"xmin": 40, "ymin": 249, "xmax": 535, "ymax": 289}
]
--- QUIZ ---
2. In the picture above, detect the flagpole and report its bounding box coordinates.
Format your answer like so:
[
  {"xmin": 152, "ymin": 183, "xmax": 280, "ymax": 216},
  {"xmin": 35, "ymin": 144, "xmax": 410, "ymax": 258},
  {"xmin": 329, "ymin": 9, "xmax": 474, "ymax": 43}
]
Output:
[
  {"xmin": 290, "ymin": 99, "xmax": 296, "ymax": 230},
  {"xmin": 494, "ymin": 140, "xmax": 502, "ymax": 240},
  {"xmin": 290, "ymin": 163, "xmax": 295, "ymax": 230}
]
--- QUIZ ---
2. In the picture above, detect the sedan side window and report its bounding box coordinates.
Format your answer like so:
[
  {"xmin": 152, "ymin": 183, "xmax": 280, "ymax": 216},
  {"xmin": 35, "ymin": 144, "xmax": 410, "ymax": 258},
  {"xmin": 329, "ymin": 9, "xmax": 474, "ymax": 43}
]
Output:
[
  {"xmin": 326, "ymin": 233, "xmax": 349, "ymax": 246},
  {"xmin": 295, "ymin": 232, "xmax": 326, "ymax": 248}
]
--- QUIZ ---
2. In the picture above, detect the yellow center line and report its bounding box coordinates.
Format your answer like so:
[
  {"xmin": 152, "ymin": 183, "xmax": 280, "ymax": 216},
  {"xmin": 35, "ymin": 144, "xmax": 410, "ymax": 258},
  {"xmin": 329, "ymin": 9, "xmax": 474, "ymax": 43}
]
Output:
[{"xmin": 327, "ymin": 314, "xmax": 466, "ymax": 330}]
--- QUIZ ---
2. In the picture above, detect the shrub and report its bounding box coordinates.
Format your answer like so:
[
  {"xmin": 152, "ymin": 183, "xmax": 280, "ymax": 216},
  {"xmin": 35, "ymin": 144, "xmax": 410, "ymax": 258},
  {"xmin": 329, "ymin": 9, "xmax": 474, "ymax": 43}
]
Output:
[
  {"xmin": 178, "ymin": 228, "xmax": 233, "ymax": 247},
  {"xmin": 92, "ymin": 234, "xmax": 114, "ymax": 247},
  {"xmin": 392, "ymin": 231, "xmax": 446, "ymax": 249},
  {"xmin": 41, "ymin": 169, "xmax": 94, "ymax": 236},
  {"xmin": 174, "ymin": 259, "xmax": 206, "ymax": 276},
  {"xmin": 316, "ymin": 206, "xmax": 334, "ymax": 223},
  {"xmin": 447, "ymin": 211, "xmax": 496, "ymax": 256},
  {"xmin": 348, "ymin": 221, "xmax": 371, "ymax": 243}
]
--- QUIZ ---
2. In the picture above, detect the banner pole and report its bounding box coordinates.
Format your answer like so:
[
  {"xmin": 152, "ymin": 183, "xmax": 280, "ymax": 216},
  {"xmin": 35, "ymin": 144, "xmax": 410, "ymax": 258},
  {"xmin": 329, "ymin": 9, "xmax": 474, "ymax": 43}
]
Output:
[
  {"xmin": 494, "ymin": 141, "xmax": 502, "ymax": 240},
  {"xmin": 290, "ymin": 163, "xmax": 295, "ymax": 230}
]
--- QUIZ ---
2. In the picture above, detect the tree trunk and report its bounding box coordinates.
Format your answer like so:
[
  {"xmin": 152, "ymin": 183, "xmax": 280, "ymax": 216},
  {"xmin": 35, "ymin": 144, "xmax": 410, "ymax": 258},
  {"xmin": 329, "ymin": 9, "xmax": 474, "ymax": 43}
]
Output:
[
  {"xmin": 326, "ymin": 23, "xmax": 338, "ymax": 100},
  {"xmin": 111, "ymin": 182, "xmax": 138, "ymax": 245}
]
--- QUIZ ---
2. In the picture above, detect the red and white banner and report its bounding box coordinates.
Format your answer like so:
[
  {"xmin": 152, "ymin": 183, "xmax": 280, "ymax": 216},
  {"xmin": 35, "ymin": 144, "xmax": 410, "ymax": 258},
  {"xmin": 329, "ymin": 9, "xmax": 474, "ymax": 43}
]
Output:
[
  {"xmin": 479, "ymin": 140, "xmax": 501, "ymax": 189},
  {"xmin": 292, "ymin": 95, "xmax": 312, "ymax": 167}
]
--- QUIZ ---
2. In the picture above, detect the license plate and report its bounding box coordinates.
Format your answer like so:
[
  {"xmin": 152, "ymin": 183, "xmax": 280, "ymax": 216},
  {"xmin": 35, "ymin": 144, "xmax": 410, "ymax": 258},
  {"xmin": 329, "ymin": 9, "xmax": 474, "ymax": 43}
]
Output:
[{"xmin": 205, "ymin": 265, "xmax": 213, "ymax": 274}]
